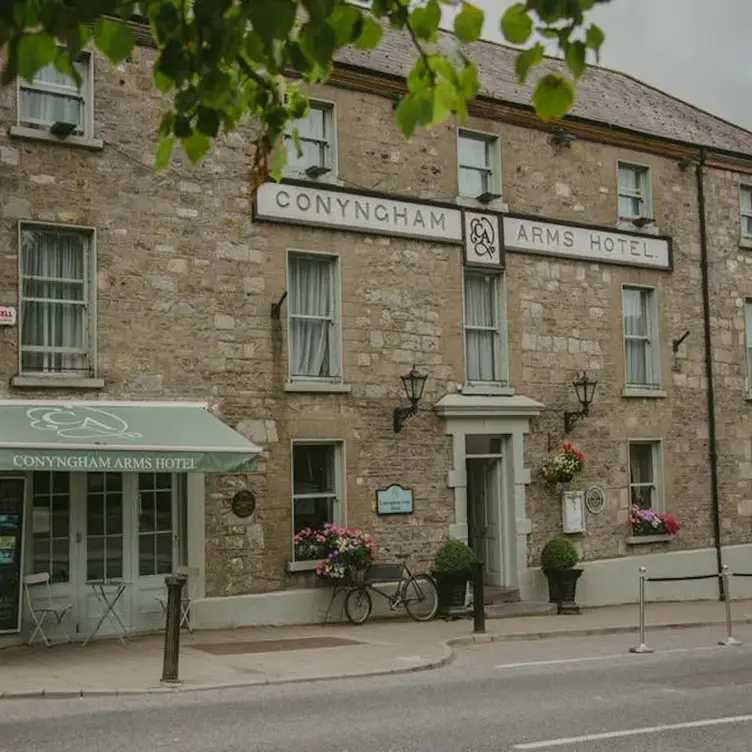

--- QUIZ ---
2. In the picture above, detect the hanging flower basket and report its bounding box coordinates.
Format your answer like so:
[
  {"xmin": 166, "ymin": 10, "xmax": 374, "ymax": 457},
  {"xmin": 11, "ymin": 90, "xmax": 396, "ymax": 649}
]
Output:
[
  {"xmin": 294, "ymin": 524, "xmax": 374, "ymax": 583},
  {"xmin": 541, "ymin": 443, "xmax": 584, "ymax": 490}
]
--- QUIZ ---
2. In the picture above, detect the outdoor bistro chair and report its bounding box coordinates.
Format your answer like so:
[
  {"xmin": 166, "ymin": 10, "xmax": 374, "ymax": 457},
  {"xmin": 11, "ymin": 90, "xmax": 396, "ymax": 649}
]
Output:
[
  {"xmin": 23, "ymin": 572, "xmax": 73, "ymax": 647},
  {"xmin": 155, "ymin": 565, "xmax": 198, "ymax": 633}
]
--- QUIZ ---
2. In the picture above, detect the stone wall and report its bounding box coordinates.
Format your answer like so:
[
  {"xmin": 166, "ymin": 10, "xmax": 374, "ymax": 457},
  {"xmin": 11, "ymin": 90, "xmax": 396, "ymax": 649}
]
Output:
[{"xmin": 1, "ymin": 46, "xmax": 751, "ymax": 598}]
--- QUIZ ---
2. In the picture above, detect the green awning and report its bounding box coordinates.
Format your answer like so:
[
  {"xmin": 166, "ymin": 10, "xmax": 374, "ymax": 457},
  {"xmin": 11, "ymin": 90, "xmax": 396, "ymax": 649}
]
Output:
[{"xmin": 0, "ymin": 401, "xmax": 262, "ymax": 473}]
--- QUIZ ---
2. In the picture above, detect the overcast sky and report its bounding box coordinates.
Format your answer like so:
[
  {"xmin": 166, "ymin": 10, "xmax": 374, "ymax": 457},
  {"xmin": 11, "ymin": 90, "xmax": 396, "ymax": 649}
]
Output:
[{"xmin": 451, "ymin": 0, "xmax": 752, "ymax": 132}]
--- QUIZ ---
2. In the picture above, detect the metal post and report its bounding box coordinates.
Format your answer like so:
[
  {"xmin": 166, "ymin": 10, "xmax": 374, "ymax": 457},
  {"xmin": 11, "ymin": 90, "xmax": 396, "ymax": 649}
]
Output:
[
  {"xmin": 718, "ymin": 565, "xmax": 742, "ymax": 647},
  {"xmin": 161, "ymin": 573, "xmax": 187, "ymax": 684},
  {"xmin": 629, "ymin": 567, "xmax": 654, "ymax": 654},
  {"xmin": 472, "ymin": 560, "xmax": 486, "ymax": 634}
]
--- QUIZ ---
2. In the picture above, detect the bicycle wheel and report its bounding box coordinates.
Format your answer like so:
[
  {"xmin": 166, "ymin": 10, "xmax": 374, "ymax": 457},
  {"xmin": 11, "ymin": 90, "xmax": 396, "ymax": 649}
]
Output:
[
  {"xmin": 344, "ymin": 586, "xmax": 373, "ymax": 625},
  {"xmin": 403, "ymin": 575, "xmax": 439, "ymax": 622}
]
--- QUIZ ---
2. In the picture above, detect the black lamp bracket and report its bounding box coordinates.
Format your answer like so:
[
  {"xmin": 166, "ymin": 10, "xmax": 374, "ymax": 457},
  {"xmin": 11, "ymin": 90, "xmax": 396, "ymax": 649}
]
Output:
[
  {"xmin": 270, "ymin": 290, "xmax": 288, "ymax": 319},
  {"xmin": 393, "ymin": 404, "xmax": 418, "ymax": 433}
]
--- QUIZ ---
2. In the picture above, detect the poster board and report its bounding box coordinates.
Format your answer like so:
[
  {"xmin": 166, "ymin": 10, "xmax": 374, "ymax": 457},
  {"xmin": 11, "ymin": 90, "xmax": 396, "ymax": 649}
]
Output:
[{"xmin": 0, "ymin": 477, "xmax": 26, "ymax": 634}]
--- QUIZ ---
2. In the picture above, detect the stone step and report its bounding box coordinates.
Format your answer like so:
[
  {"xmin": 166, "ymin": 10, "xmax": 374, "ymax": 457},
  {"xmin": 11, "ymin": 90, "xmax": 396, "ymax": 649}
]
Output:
[
  {"xmin": 483, "ymin": 586, "xmax": 521, "ymax": 604},
  {"xmin": 485, "ymin": 601, "xmax": 557, "ymax": 619}
]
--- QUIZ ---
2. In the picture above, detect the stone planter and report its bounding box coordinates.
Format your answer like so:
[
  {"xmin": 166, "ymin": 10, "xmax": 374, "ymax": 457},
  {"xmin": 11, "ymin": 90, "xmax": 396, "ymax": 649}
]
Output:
[
  {"xmin": 434, "ymin": 571, "xmax": 471, "ymax": 617},
  {"xmin": 543, "ymin": 567, "xmax": 583, "ymax": 615}
]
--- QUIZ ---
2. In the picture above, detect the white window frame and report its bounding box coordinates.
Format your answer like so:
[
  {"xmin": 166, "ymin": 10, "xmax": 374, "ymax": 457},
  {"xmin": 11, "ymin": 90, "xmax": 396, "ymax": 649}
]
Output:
[
  {"xmin": 462, "ymin": 269, "xmax": 509, "ymax": 388},
  {"xmin": 745, "ymin": 300, "xmax": 752, "ymax": 395},
  {"xmin": 15, "ymin": 50, "xmax": 96, "ymax": 141},
  {"xmin": 618, "ymin": 162, "xmax": 652, "ymax": 221},
  {"xmin": 457, "ymin": 128, "xmax": 501, "ymax": 201},
  {"xmin": 740, "ymin": 186, "xmax": 752, "ymax": 243},
  {"xmin": 290, "ymin": 439, "xmax": 346, "ymax": 562},
  {"xmin": 283, "ymin": 100, "xmax": 337, "ymax": 179},
  {"xmin": 285, "ymin": 250, "xmax": 342, "ymax": 386},
  {"xmin": 17, "ymin": 221, "xmax": 97, "ymax": 380},
  {"xmin": 621, "ymin": 284, "xmax": 661, "ymax": 391},
  {"xmin": 628, "ymin": 440, "xmax": 664, "ymax": 512}
]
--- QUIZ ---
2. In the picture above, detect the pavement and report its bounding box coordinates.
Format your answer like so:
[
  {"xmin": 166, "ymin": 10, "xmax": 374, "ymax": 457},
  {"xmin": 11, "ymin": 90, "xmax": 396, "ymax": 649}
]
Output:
[{"xmin": 1, "ymin": 597, "xmax": 751, "ymax": 699}]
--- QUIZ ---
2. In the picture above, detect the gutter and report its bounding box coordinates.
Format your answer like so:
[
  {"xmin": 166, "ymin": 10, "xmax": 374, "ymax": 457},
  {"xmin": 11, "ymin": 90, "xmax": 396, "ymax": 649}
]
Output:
[{"xmin": 695, "ymin": 148, "xmax": 725, "ymax": 600}]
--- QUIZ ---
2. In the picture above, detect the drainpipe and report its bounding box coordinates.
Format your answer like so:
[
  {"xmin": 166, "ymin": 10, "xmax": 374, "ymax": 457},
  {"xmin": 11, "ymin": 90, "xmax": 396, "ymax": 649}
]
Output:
[{"xmin": 695, "ymin": 148, "xmax": 725, "ymax": 600}]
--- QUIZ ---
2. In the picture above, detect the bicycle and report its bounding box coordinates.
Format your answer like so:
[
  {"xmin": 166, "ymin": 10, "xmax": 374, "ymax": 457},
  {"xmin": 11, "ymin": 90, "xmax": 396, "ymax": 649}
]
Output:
[{"xmin": 343, "ymin": 553, "xmax": 439, "ymax": 625}]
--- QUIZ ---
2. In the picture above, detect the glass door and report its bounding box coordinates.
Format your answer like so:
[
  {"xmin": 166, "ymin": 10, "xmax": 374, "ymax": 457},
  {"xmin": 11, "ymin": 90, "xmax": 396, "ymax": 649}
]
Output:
[{"xmin": 132, "ymin": 472, "xmax": 180, "ymax": 633}]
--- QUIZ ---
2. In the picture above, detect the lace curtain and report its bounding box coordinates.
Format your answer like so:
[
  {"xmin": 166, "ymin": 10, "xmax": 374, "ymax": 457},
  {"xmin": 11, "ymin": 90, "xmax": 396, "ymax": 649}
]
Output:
[{"xmin": 464, "ymin": 274, "xmax": 497, "ymax": 382}]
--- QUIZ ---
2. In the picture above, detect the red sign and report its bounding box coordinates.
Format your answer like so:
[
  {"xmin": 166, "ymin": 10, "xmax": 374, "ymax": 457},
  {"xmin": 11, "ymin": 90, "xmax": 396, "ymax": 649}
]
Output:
[{"xmin": 0, "ymin": 307, "xmax": 17, "ymax": 326}]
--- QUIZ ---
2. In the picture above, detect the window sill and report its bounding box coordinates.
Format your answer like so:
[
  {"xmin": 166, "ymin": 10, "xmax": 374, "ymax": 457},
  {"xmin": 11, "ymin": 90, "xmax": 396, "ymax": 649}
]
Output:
[
  {"xmin": 739, "ymin": 237, "xmax": 752, "ymax": 250},
  {"xmin": 455, "ymin": 195, "xmax": 509, "ymax": 213},
  {"xmin": 626, "ymin": 534, "xmax": 673, "ymax": 545},
  {"xmin": 459, "ymin": 384, "xmax": 516, "ymax": 397},
  {"xmin": 284, "ymin": 382, "xmax": 352, "ymax": 394},
  {"xmin": 282, "ymin": 172, "xmax": 344, "ymax": 187},
  {"xmin": 287, "ymin": 560, "xmax": 323, "ymax": 573},
  {"xmin": 617, "ymin": 219, "xmax": 660, "ymax": 236},
  {"xmin": 11, "ymin": 375, "xmax": 105, "ymax": 390},
  {"xmin": 622, "ymin": 387, "xmax": 667, "ymax": 399},
  {"xmin": 9, "ymin": 125, "xmax": 104, "ymax": 151}
]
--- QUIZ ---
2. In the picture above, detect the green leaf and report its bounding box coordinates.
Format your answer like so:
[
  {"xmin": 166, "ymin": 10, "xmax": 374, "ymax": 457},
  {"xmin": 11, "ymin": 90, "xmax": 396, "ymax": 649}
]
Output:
[
  {"xmin": 394, "ymin": 90, "xmax": 434, "ymax": 138},
  {"xmin": 155, "ymin": 136, "xmax": 175, "ymax": 170},
  {"xmin": 501, "ymin": 3, "xmax": 533, "ymax": 45},
  {"xmin": 453, "ymin": 3, "xmax": 484, "ymax": 43},
  {"xmin": 300, "ymin": 21, "xmax": 337, "ymax": 66},
  {"xmin": 153, "ymin": 69, "xmax": 172, "ymax": 94},
  {"xmin": 94, "ymin": 19, "xmax": 134, "ymax": 65},
  {"xmin": 410, "ymin": 0, "xmax": 441, "ymax": 42},
  {"xmin": 432, "ymin": 78, "xmax": 456, "ymax": 124},
  {"xmin": 268, "ymin": 145, "xmax": 289, "ymax": 181},
  {"xmin": 564, "ymin": 40, "xmax": 587, "ymax": 79},
  {"xmin": 17, "ymin": 34, "xmax": 57, "ymax": 82},
  {"xmin": 197, "ymin": 107, "xmax": 221, "ymax": 137},
  {"xmin": 457, "ymin": 62, "xmax": 479, "ymax": 99},
  {"xmin": 532, "ymin": 73, "xmax": 575, "ymax": 122},
  {"xmin": 181, "ymin": 131, "xmax": 211, "ymax": 162},
  {"xmin": 355, "ymin": 15, "xmax": 383, "ymax": 49},
  {"xmin": 586, "ymin": 23, "xmax": 605, "ymax": 60},
  {"xmin": 329, "ymin": 3, "xmax": 361, "ymax": 46},
  {"xmin": 514, "ymin": 43, "xmax": 544, "ymax": 83}
]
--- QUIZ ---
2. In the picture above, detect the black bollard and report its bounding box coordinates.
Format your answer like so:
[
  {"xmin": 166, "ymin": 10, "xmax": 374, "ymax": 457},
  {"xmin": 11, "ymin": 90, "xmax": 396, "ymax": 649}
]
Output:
[
  {"xmin": 161, "ymin": 573, "xmax": 187, "ymax": 684},
  {"xmin": 472, "ymin": 560, "xmax": 486, "ymax": 634}
]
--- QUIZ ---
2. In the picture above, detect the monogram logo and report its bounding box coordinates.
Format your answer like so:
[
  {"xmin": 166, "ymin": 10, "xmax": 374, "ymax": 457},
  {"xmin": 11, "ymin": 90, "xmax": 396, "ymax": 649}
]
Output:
[
  {"xmin": 469, "ymin": 216, "xmax": 497, "ymax": 259},
  {"xmin": 26, "ymin": 407, "xmax": 142, "ymax": 441}
]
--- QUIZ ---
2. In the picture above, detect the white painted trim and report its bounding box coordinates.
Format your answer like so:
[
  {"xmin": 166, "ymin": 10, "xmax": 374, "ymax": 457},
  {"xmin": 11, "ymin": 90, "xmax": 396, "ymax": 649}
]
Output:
[
  {"xmin": 11, "ymin": 376, "xmax": 105, "ymax": 389},
  {"xmin": 457, "ymin": 126, "xmax": 501, "ymax": 200},
  {"xmin": 8, "ymin": 125, "xmax": 104, "ymax": 151},
  {"xmin": 0, "ymin": 399, "xmax": 210, "ymax": 408},
  {"xmin": 621, "ymin": 387, "xmax": 667, "ymax": 399},
  {"xmin": 284, "ymin": 382, "xmax": 351, "ymax": 393},
  {"xmin": 186, "ymin": 473, "xmax": 206, "ymax": 600},
  {"xmin": 626, "ymin": 534, "xmax": 672, "ymax": 545},
  {"xmin": 283, "ymin": 98, "xmax": 339, "ymax": 182}
]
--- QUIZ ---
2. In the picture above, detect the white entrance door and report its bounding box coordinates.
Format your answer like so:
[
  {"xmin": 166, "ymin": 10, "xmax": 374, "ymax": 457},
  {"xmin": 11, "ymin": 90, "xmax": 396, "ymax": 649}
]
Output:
[
  {"xmin": 131, "ymin": 472, "xmax": 181, "ymax": 633},
  {"xmin": 26, "ymin": 470, "xmax": 183, "ymax": 640},
  {"xmin": 466, "ymin": 457, "xmax": 503, "ymax": 587}
]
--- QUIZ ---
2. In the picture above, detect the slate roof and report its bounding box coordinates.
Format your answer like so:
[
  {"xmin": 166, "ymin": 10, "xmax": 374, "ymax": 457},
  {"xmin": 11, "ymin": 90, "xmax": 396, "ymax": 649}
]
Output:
[{"xmin": 335, "ymin": 26, "xmax": 752, "ymax": 156}]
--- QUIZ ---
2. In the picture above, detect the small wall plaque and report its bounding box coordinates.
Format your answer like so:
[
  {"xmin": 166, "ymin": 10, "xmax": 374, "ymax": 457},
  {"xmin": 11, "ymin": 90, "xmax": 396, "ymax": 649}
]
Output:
[
  {"xmin": 376, "ymin": 484, "xmax": 414, "ymax": 516},
  {"xmin": 585, "ymin": 486, "xmax": 606, "ymax": 515},
  {"xmin": 562, "ymin": 490, "xmax": 585, "ymax": 534},
  {"xmin": 0, "ymin": 307, "xmax": 16, "ymax": 326},
  {"xmin": 231, "ymin": 489, "xmax": 256, "ymax": 518}
]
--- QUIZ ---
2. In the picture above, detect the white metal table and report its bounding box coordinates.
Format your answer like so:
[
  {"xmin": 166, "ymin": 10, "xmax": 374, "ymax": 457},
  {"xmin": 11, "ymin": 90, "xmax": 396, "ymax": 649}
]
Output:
[{"xmin": 82, "ymin": 580, "xmax": 131, "ymax": 646}]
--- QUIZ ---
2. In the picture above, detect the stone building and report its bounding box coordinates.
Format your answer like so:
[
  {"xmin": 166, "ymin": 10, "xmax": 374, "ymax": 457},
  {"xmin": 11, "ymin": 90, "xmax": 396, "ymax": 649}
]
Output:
[{"xmin": 2, "ymin": 21, "xmax": 752, "ymax": 643}]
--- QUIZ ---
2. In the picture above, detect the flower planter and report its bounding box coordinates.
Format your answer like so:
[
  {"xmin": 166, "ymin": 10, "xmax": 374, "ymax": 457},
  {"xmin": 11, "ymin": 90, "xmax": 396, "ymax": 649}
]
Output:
[
  {"xmin": 434, "ymin": 571, "xmax": 470, "ymax": 617},
  {"xmin": 543, "ymin": 567, "xmax": 583, "ymax": 615}
]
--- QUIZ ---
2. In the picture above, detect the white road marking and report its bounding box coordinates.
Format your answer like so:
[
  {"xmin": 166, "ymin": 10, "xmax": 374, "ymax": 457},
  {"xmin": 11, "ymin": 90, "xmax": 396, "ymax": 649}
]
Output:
[
  {"xmin": 495, "ymin": 644, "xmax": 721, "ymax": 669},
  {"xmin": 511, "ymin": 713, "xmax": 752, "ymax": 749}
]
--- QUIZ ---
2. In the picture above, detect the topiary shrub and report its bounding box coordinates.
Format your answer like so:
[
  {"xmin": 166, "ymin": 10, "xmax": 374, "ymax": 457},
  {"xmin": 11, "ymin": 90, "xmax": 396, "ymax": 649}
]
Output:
[
  {"xmin": 540, "ymin": 536, "xmax": 579, "ymax": 571},
  {"xmin": 433, "ymin": 538, "xmax": 477, "ymax": 574}
]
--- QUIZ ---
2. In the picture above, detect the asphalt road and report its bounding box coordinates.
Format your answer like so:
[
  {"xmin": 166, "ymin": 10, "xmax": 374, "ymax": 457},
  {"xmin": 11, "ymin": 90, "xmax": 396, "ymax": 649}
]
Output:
[{"xmin": 3, "ymin": 625, "xmax": 752, "ymax": 751}]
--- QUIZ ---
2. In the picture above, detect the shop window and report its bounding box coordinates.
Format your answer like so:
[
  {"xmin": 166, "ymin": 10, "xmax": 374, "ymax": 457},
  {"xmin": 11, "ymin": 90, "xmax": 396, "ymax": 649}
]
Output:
[
  {"xmin": 463, "ymin": 270, "xmax": 508, "ymax": 386},
  {"xmin": 292, "ymin": 442, "xmax": 344, "ymax": 558},
  {"xmin": 138, "ymin": 473, "xmax": 175, "ymax": 577},
  {"xmin": 458, "ymin": 130, "xmax": 500, "ymax": 200},
  {"xmin": 284, "ymin": 101, "xmax": 336, "ymax": 178},
  {"xmin": 287, "ymin": 252, "xmax": 341, "ymax": 383},
  {"xmin": 618, "ymin": 162, "xmax": 652, "ymax": 220},
  {"xmin": 628, "ymin": 441, "xmax": 663, "ymax": 511},
  {"xmin": 31, "ymin": 472, "xmax": 70, "ymax": 584},
  {"xmin": 86, "ymin": 472, "xmax": 123, "ymax": 581},
  {"xmin": 622, "ymin": 285, "xmax": 661, "ymax": 389},
  {"xmin": 18, "ymin": 222, "xmax": 96, "ymax": 378}
]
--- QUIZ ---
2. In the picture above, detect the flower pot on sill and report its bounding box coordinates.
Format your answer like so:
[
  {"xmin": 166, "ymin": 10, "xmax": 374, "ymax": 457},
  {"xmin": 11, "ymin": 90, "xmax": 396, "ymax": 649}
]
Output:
[
  {"xmin": 543, "ymin": 567, "xmax": 583, "ymax": 615},
  {"xmin": 434, "ymin": 571, "xmax": 471, "ymax": 617}
]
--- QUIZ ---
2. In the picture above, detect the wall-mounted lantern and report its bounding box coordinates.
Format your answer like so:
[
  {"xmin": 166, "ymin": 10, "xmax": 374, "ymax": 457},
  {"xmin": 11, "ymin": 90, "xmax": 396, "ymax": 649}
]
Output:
[
  {"xmin": 393, "ymin": 365, "xmax": 428, "ymax": 433},
  {"xmin": 564, "ymin": 371, "xmax": 598, "ymax": 434}
]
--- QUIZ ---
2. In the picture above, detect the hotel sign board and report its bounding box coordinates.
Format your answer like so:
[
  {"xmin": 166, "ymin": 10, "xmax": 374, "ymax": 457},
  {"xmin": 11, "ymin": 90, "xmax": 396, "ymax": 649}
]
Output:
[
  {"xmin": 503, "ymin": 216, "xmax": 672, "ymax": 270},
  {"xmin": 255, "ymin": 182, "xmax": 464, "ymax": 244}
]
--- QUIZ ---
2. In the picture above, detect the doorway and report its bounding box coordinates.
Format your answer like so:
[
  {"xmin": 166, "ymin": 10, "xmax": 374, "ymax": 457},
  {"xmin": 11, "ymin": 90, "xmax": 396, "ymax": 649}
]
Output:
[
  {"xmin": 465, "ymin": 435, "xmax": 504, "ymax": 587},
  {"xmin": 26, "ymin": 470, "xmax": 187, "ymax": 639}
]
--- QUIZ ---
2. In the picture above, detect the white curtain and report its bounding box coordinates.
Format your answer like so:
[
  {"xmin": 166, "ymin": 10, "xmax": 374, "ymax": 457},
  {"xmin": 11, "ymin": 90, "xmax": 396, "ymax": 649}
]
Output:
[
  {"xmin": 464, "ymin": 275, "xmax": 496, "ymax": 382},
  {"xmin": 21, "ymin": 229, "xmax": 87, "ymax": 374},
  {"xmin": 289, "ymin": 256, "xmax": 335, "ymax": 378},
  {"xmin": 618, "ymin": 168, "xmax": 642, "ymax": 217},
  {"xmin": 458, "ymin": 136, "xmax": 489, "ymax": 197},
  {"xmin": 623, "ymin": 289, "xmax": 650, "ymax": 385},
  {"xmin": 19, "ymin": 63, "xmax": 83, "ymax": 129},
  {"xmin": 286, "ymin": 107, "xmax": 328, "ymax": 170}
]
